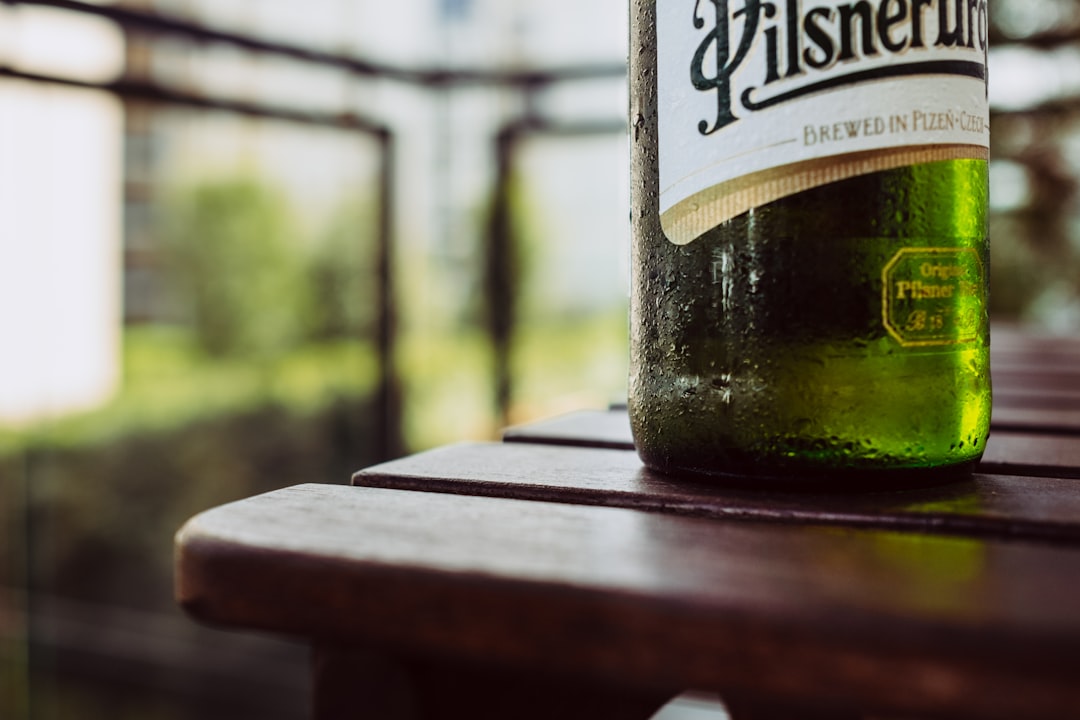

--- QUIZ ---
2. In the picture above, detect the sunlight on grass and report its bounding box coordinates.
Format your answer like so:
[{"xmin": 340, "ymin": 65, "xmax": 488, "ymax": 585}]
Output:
[
  {"xmin": 399, "ymin": 326, "xmax": 498, "ymax": 449},
  {"xmin": 399, "ymin": 309, "xmax": 629, "ymax": 450},
  {"xmin": 511, "ymin": 309, "xmax": 628, "ymax": 424},
  {"xmin": 1, "ymin": 327, "xmax": 378, "ymax": 453},
  {"xmin": 1, "ymin": 309, "xmax": 629, "ymax": 457}
]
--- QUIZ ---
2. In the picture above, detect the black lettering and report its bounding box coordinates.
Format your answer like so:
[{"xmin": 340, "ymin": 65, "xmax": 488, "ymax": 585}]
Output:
[
  {"xmin": 877, "ymin": 0, "xmax": 909, "ymax": 53},
  {"xmin": 701, "ymin": 0, "xmax": 989, "ymax": 126},
  {"xmin": 691, "ymin": 0, "xmax": 765, "ymax": 134},
  {"xmin": 936, "ymin": 0, "xmax": 965, "ymax": 47},
  {"xmin": 763, "ymin": 2, "xmax": 781, "ymax": 84},
  {"xmin": 802, "ymin": 7, "xmax": 835, "ymax": 69},
  {"xmin": 785, "ymin": 0, "xmax": 802, "ymax": 77},
  {"xmin": 977, "ymin": 0, "xmax": 988, "ymax": 95},
  {"xmin": 976, "ymin": 0, "xmax": 988, "ymax": 50},
  {"xmin": 966, "ymin": 0, "xmax": 978, "ymax": 47},
  {"xmin": 838, "ymin": 2, "xmax": 877, "ymax": 61},
  {"xmin": 765, "ymin": 26, "xmax": 782, "ymax": 83},
  {"xmin": 910, "ymin": 0, "xmax": 933, "ymax": 47}
]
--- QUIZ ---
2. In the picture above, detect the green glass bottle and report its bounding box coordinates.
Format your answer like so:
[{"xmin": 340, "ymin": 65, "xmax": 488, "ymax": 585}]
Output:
[{"xmin": 629, "ymin": 0, "xmax": 991, "ymax": 483}]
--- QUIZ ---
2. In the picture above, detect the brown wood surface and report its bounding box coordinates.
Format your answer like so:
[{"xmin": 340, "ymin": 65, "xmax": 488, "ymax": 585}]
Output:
[
  {"xmin": 992, "ymin": 386, "xmax": 1080, "ymax": 410},
  {"xmin": 988, "ymin": 405, "xmax": 1080, "ymax": 434},
  {"xmin": 993, "ymin": 368, "xmax": 1080, "ymax": 395},
  {"xmin": 354, "ymin": 441, "xmax": 1080, "ymax": 544},
  {"xmin": 177, "ymin": 483, "xmax": 1080, "ymax": 720},
  {"xmin": 982, "ymin": 325, "xmax": 1080, "ymax": 429},
  {"xmin": 979, "ymin": 430, "xmax": 1080, "ymax": 477},
  {"xmin": 503, "ymin": 408, "xmax": 634, "ymax": 449},
  {"xmin": 178, "ymin": 324, "xmax": 1080, "ymax": 719}
]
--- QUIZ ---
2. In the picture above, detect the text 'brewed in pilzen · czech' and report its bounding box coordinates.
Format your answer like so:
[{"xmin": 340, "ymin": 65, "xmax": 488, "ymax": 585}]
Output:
[{"xmin": 803, "ymin": 107, "xmax": 988, "ymax": 145}]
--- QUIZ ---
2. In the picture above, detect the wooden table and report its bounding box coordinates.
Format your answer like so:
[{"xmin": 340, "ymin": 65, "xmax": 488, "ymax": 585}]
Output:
[{"xmin": 175, "ymin": 327, "xmax": 1080, "ymax": 719}]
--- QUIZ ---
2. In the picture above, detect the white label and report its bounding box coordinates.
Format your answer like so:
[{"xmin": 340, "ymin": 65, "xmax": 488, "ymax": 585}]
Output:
[{"xmin": 657, "ymin": 0, "xmax": 990, "ymax": 245}]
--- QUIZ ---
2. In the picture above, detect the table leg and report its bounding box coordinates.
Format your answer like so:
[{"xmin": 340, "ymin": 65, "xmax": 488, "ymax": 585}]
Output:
[{"xmin": 312, "ymin": 642, "xmax": 674, "ymax": 720}]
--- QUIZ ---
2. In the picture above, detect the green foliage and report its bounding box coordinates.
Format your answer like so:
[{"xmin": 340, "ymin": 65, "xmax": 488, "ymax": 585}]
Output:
[
  {"xmin": 163, "ymin": 178, "xmax": 313, "ymax": 360},
  {"xmin": 22, "ymin": 395, "xmax": 377, "ymax": 609},
  {"xmin": 4, "ymin": 327, "xmax": 377, "ymax": 454},
  {"xmin": 1, "ymin": 329, "xmax": 382, "ymax": 613},
  {"xmin": 308, "ymin": 197, "xmax": 378, "ymax": 340}
]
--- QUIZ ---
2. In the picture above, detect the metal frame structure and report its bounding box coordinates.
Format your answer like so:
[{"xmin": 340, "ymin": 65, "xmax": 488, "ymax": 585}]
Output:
[{"xmin": 1, "ymin": 0, "xmax": 628, "ymax": 455}]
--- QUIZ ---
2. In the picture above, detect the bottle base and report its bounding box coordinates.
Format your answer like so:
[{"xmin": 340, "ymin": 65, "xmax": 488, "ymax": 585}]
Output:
[{"xmin": 637, "ymin": 453, "xmax": 979, "ymax": 493}]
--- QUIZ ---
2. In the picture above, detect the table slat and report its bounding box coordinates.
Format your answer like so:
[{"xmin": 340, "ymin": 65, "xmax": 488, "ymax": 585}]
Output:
[
  {"xmin": 988, "ymin": 406, "xmax": 1080, "ymax": 434},
  {"xmin": 177, "ymin": 483, "xmax": 1080, "ymax": 720},
  {"xmin": 354, "ymin": 441, "xmax": 1080, "ymax": 544}
]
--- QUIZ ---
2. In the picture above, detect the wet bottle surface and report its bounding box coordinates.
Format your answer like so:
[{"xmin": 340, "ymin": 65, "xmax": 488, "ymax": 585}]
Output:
[{"xmin": 629, "ymin": 0, "xmax": 991, "ymax": 483}]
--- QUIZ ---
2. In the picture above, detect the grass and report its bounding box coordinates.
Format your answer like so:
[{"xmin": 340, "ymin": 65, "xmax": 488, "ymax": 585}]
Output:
[
  {"xmin": 398, "ymin": 308, "xmax": 629, "ymax": 448},
  {"xmin": 0, "ymin": 327, "xmax": 378, "ymax": 455},
  {"xmin": 0, "ymin": 308, "xmax": 629, "ymax": 456}
]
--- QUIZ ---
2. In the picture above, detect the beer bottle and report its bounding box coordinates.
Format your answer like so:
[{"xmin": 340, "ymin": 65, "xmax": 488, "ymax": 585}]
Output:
[{"xmin": 629, "ymin": 0, "xmax": 991, "ymax": 482}]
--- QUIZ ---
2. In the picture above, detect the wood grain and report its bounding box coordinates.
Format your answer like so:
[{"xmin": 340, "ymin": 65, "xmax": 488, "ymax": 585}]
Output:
[
  {"xmin": 177, "ymin": 483, "xmax": 1080, "ymax": 720},
  {"xmin": 979, "ymin": 431, "xmax": 1080, "ymax": 477},
  {"xmin": 988, "ymin": 405, "xmax": 1080, "ymax": 434},
  {"xmin": 503, "ymin": 408, "xmax": 634, "ymax": 450},
  {"xmin": 355, "ymin": 441, "xmax": 1080, "ymax": 544}
]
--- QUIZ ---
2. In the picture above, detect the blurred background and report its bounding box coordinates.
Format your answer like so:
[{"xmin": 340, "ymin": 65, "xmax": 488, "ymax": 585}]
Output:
[{"xmin": 0, "ymin": 0, "xmax": 1078, "ymax": 717}]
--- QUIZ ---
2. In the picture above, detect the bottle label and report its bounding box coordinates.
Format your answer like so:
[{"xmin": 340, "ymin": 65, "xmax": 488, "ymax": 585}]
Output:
[
  {"xmin": 657, "ymin": 0, "xmax": 990, "ymax": 246},
  {"xmin": 882, "ymin": 247, "xmax": 984, "ymax": 347}
]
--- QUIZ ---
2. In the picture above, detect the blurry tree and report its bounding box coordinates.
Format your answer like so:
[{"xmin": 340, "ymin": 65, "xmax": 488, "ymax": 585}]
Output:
[
  {"xmin": 308, "ymin": 196, "xmax": 378, "ymax": 342},
  {"xmin": 163, "ymin": 178, "xmax": 314, "ymax": 359}
]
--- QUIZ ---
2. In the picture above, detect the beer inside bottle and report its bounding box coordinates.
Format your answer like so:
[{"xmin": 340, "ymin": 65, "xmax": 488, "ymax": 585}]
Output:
[{"xmin": 629, "ymin": 0, "xmax": 991, "ymax": 482}]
